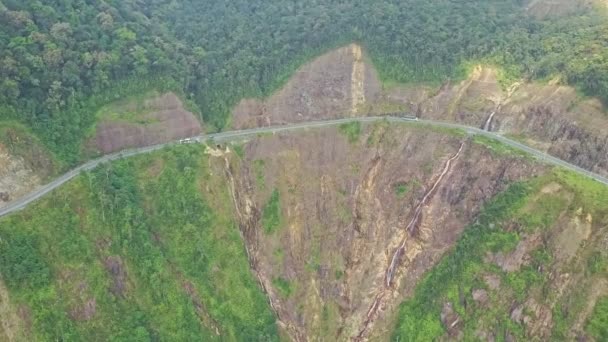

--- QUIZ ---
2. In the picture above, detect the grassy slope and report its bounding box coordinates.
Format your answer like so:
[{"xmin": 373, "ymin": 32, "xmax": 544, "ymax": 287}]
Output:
[
  {"xmin": 391, "ymin": 168, "xmax": 608, "ymax": 341},
  {"xmin": 0, "ymin": 145, "xmax": 277, "ymax": 341}
]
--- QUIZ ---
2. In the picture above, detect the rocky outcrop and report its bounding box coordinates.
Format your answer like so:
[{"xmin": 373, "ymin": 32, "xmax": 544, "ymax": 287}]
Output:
[{"xmin": 497, "ymin": 86, "xmax": 608, "ymax": 177}]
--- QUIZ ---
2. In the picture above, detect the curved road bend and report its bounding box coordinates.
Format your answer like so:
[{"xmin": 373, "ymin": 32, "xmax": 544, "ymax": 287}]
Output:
[{"xmin": 1, "ymin": 116, "xmax": 607, "ymax": 218}]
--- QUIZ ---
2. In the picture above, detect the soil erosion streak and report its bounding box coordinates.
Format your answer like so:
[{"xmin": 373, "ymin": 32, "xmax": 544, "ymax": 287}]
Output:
[
  {"xmin": 351, "ymin": 44, "xmax": 366, "ymax": 115},
  {"xmin": 355, "ymin": 141, "xmax": 466, "ymax": 341}
]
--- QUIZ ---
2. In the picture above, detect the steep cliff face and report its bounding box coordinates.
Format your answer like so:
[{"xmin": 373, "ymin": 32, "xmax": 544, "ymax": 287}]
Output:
[{"xmin": 218, "ymin": 122, "xmax": 544, "ymax": 340}]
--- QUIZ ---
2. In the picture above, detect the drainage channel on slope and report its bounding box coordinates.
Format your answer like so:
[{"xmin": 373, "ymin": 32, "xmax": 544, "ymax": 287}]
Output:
[{"xmin": 355, "ymin": 141, "xmax": 466, "ymax": 341}]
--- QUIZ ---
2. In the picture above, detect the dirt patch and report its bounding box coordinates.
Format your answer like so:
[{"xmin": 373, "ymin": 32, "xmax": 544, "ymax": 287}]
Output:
[
  {"xmin": 552, "ymin": 209, "xmax": 593, "ymax": 262},
  {"xmin": 441, "ymin": 302, "xmax": 463, "ymax": 338},
  {"xmin": 484, "ymin": 274, "xmax": 502, "ymax": 290},
  {"xmin": 89, "ymin": 92, "xmax": 202, "ymax": 154},
  {"xmin": 0, "ymin": 279, "xmax": 26, "ymax": 341},
  {"xmin": 69, "ymin": 298, "xmax": 96, "ymax": 322},
  {"xmin": 487, "ymin": 233, "xmax": 542, "ymax": 272},
  {"xmin": 510, "ymin": 298, "xmax": 553, "ymax": 338},
  {"xmin": 232, "ymin": 44, "xmax": 381, "ymax": 129},
  {"xmin": 104, "ymin": 256, "xmax": 128, "ymax": 298},
  {"xmin": 541, "ymin": 182, "xmax": 562, "ymax": 194},
  {"xmin": 572, "ymin": 279, "xmax": 608, "ymax": 336},
  {"xmin": 350, "ymin": 44, "xmax": 367, "ymax": 115},
  {"xmin": 226, "ymin": 124, "xmax": 545, "ymax": 340}
]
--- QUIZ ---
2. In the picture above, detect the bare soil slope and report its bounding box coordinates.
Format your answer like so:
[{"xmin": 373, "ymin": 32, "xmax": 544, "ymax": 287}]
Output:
[
  {"xmin": 232, "ymin": 44, "xmax": 381, "ymax": 129},
  {"xmin": 0, "ymin": 124, "xmax": 58, "ymax": 209},
  {"xmin": 214, "ymin": 123, "xmax": 544, "ymax": 340},
  {"xmin": 89, "ymin": 92, "xmax": 202, "ymax": 154},
  {"xmin": 231, "ymin": 46, "xmax": 608, "ymax": 178}
]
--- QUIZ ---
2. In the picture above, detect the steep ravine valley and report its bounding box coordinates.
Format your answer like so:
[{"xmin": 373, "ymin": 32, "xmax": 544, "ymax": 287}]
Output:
[
  {"xmin": 2, "ymin": 121, "xmax": 608, "ymax": 341},
  {"xmin": 1, "ymin": 40, "xmax": 608, "ymax": 341}
]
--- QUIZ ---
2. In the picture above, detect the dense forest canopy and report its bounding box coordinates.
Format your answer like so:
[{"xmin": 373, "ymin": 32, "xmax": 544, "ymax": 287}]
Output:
[{"xmin": 0, "ymin": 0, "xmax": 607, "ymax": 163}]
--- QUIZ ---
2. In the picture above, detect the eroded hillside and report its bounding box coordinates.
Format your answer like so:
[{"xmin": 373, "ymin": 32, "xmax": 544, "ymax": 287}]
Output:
[
  {"xmin": 223, "ymin": 122, "xmax": 544, "ymax": 340},
  {"xmin": 87, "ymin": 92, "xmax": 202, "ymax": 155},
  {"xmin": 1, "ymin": 42, "xmax": 608, "ymax": 341},
  {"xmin": 233, "ymin": 45, "xmax": 608, "ymax": 178},
  {"xmin": 1, "ymin": 120, "xmax": 607, "ymax": 341}
]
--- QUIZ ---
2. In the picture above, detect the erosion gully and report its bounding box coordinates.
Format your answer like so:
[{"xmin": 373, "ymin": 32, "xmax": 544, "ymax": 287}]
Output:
[{"xmin": 354, "ymin": 141, "xmax": 466, "ymax": 341}]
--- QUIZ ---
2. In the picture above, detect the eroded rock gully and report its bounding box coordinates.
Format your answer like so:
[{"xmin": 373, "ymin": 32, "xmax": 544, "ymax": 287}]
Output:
[{"xmin": 211, "ymin": 124, "xmax": 544, "ymax": 340}]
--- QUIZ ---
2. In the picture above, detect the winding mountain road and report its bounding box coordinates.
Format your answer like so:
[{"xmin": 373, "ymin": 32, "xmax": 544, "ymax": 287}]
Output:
[{"xmin": 1, "ymin": 116, "xmax": 607, "ymax": 218}]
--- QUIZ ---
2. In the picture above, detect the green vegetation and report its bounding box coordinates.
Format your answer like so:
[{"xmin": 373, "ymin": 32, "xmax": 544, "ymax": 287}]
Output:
[
  {"xmin": 2, "ymin": 1, "xmax": 608, "ymax": 162},
  {"xmin": 391, "ymin": 169, "xmax": 608, "ymax": 341},
  {"xmin": 338, "ymin": 121, "xmax": 362, "ymax": 143},
  {"xmin": 262, "ymin": 189, "xmax": 282, "ymax": 234},
  {"xmin": 473, "ymin": 135, "xmax": 531, "ymax": 159},
  {"xmin": 588, "ymin": 252, "xmax": 608, "ymax": 275},
  {"xmin": 391, "ymin": 180, "xmax": 531, "ymax": 341},
  {"xmin": 253, "ymin": 159, "xmax": 266, "ymax": 189},
  {"xmin": 0, "ymin": 145, "xmax": 278, "ymax": 341},
  {"xmin": 0, "ymin": 231, "xmax": 50, "ymax": 290},
  {"xmin": 94, "ymin": 91, "xmax": 161, "ymax": 124},
  {"xmin": 586, "ymin": 297, "xmax": 608, "ymax": 341},
  {"xmin": 272, "ymin": 277, "xmax": 294, "ymax": 298},
  {"xmin": 231, "ymin": 143, "xmax": 245, "ymax": 159},
  {"xmin": 394, "ymin": 183, "xmax": 410, "ymax": 198}
]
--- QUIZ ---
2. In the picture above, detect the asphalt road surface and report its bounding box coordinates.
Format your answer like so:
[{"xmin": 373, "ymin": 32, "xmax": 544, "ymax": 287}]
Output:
[{"xmin": 1, "ymin": 116, "xmax": 607, "ymax": 218}]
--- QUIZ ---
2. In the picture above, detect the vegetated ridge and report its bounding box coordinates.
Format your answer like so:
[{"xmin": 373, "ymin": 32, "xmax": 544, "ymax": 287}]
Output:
[{"xmin": 1, "ymin": 0, "xmax": 608, "ymax": 164}]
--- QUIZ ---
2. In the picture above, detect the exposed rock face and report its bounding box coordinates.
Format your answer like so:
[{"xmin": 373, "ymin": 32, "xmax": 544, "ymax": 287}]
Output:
[
  {"xmin": 497, "ymin": 85, "xmax": 608, "ymax": 176},
  {"xmin": 379, "ymin": 67, "xmax": 608, "ymax": 177},
  {"xmin": 90, "ymin": 92, "xmax": 202, "ymax": 154},
  {"xmin": 223, "ymin": 124, "xmax": 544, "ymax": 340},
  {"xmin": 232, "ymin": 44, "xmax": 382, "ymax": 129}
]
